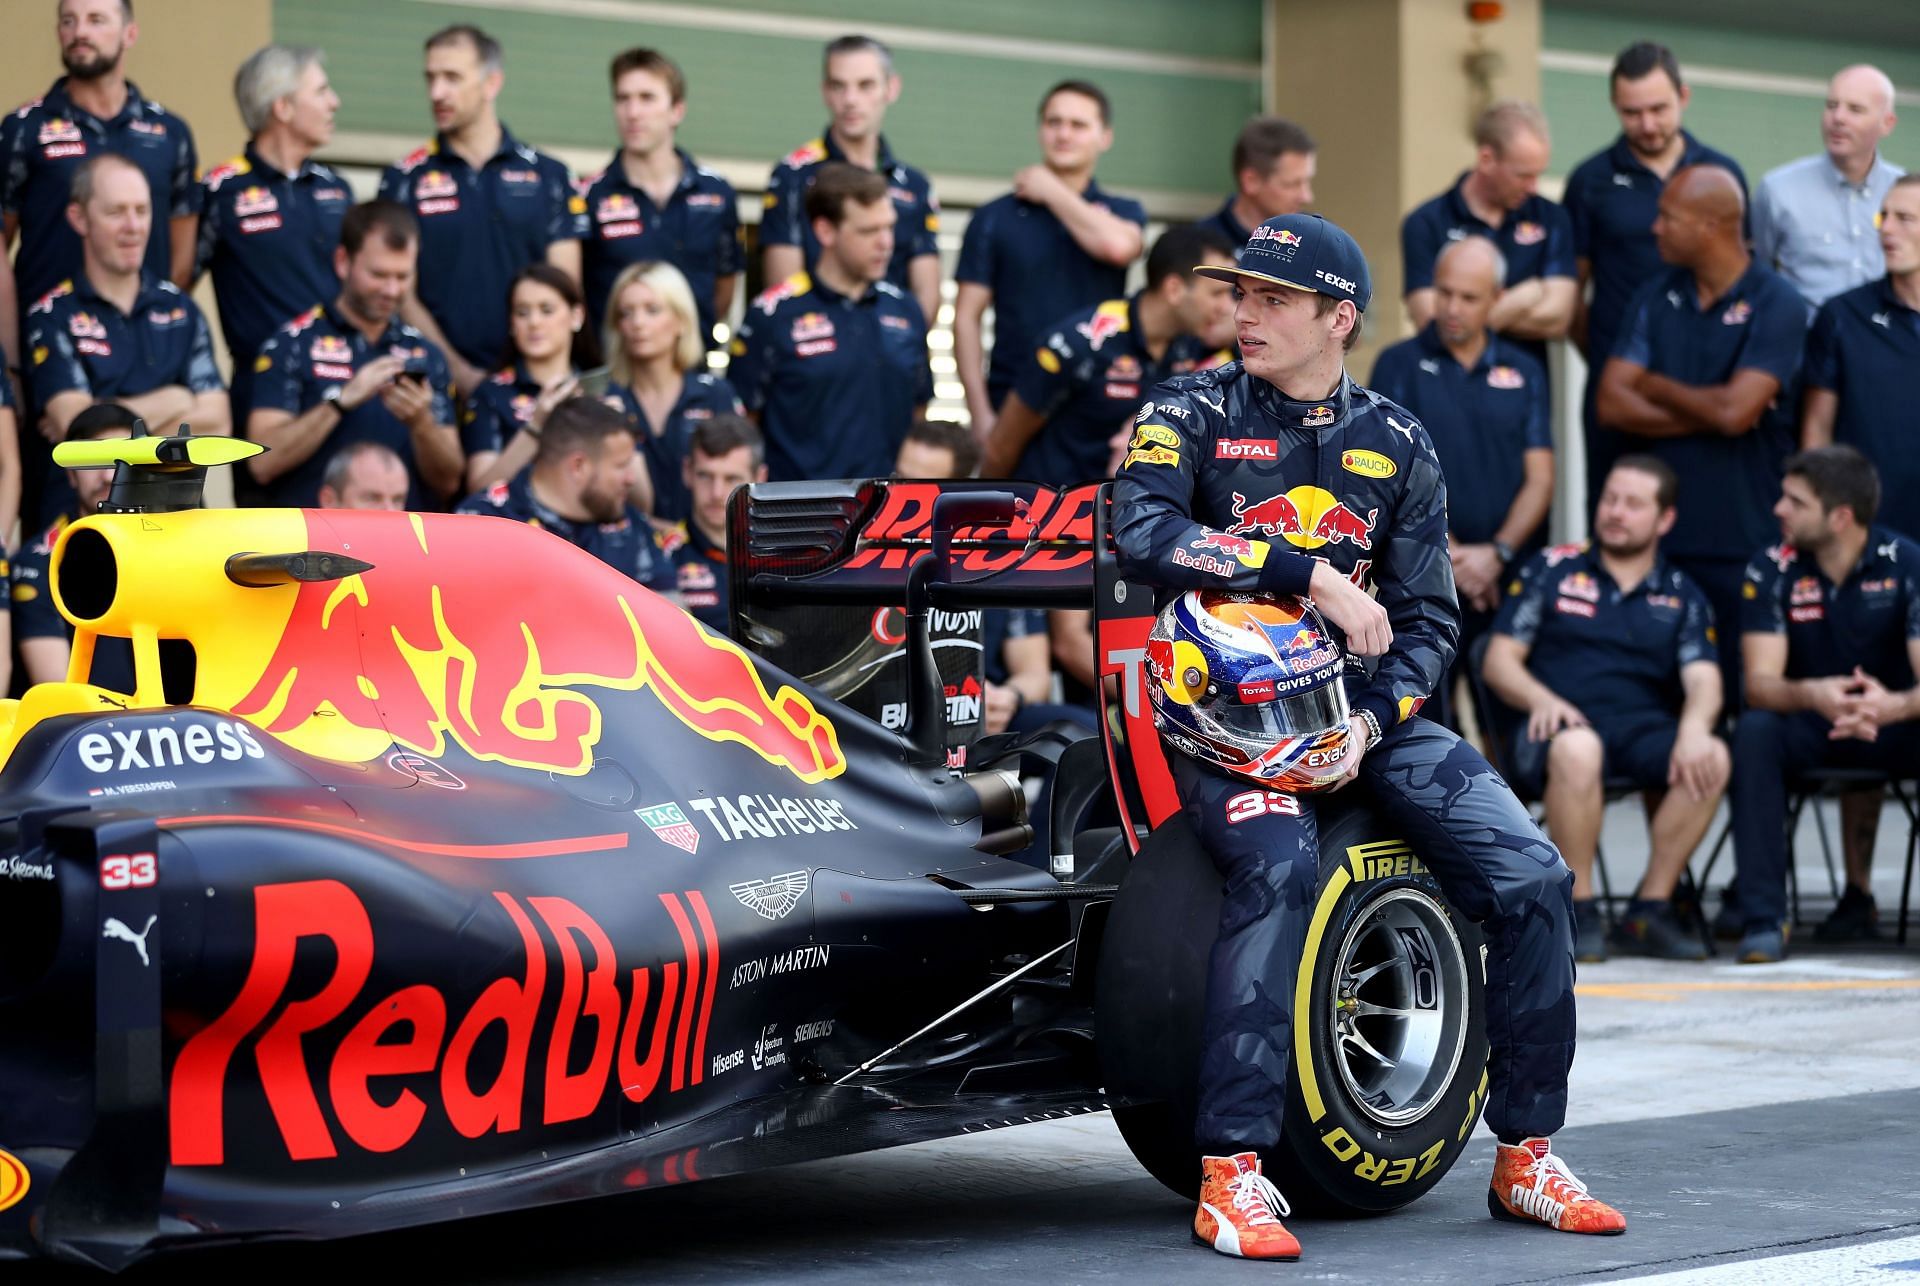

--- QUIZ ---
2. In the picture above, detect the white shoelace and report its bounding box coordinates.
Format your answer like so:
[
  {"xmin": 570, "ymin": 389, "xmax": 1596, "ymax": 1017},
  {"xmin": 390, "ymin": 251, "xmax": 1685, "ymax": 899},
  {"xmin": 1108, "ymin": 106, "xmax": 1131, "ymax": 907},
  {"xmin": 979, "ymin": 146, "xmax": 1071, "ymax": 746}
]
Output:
[
  {"xmin": 1527, "ymin": 1148, "xmax": 1592, "ymax": 1202},
  {"xmin": 1227, "ymin": 1170, "xmax": 1292, "ymax": 1224}
]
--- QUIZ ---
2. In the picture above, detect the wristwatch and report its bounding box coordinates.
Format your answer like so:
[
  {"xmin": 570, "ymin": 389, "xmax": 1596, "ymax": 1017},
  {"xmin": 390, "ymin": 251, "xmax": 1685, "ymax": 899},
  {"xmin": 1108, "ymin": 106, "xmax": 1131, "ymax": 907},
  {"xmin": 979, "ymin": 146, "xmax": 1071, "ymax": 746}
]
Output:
[
  {"xmin": 1493, "ymin": 539, "xmax": 1516, "ymax": 565},
  {"xmin": 322, "ymin": 385, "xmax": 349, "ymax": 414}
]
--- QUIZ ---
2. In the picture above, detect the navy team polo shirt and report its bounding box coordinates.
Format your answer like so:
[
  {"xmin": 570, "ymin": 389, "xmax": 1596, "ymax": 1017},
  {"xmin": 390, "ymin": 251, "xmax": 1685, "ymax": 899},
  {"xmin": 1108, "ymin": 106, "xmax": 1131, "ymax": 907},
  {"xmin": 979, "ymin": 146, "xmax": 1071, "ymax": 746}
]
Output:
[
  {"xmin": 1562, "ymin": 131, "xmax": 1748, "ymax": 363},
  {"xmin": 578, "ymin": 148, "xmax": 741, "ymax": 345},
  {"xmin": 1399, "ymin": 174, "xmax": 1575, "ymax": 371},
  {"xmin": 955, "ymin": 177, "xmax": 1147, "ymax": 405},
  {"xmin": 1612, "ymin": 263, "xmax": 1807, "ymax": 562},
  {"xmin": 1369, "ymin": 325, "xmax": 1551, "ymax": 546},
  {"xmin": 1010, "ymin": 293, "xmax": 1224, "ymax": 487},
  {"xmin": 1741, "ymin": 530, "xmax": 1920, "ymax": 687},
  {"xmin": 378, "ymin": 128, "xmax": 587, "ymax": 371},
  {"xmin": 728, "ymin": 273, "xmax": 930, "ymax": 483},
  {"xmin": 197, "ymin": 148, "xmax": 352, "ymax": 373},
  {"xmin": 1494, "ymin": 540, "xmax": 1719, "ymax": 721},
  {"xmin": 1805, "ymin": 277, "xmax": 1920, "ymax": 541},
  {"xmin": 761, "ymin": 130, "xmax": 938, "ymax": 301}
]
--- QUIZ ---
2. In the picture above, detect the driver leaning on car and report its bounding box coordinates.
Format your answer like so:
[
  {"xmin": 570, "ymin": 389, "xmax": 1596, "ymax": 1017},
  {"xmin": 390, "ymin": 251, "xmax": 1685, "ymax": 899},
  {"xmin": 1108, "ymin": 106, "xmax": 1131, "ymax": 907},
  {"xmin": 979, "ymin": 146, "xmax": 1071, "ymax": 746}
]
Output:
[{"xmin": 1111, "ymin": 214, "xmax": 1625, "ymax": 1259}]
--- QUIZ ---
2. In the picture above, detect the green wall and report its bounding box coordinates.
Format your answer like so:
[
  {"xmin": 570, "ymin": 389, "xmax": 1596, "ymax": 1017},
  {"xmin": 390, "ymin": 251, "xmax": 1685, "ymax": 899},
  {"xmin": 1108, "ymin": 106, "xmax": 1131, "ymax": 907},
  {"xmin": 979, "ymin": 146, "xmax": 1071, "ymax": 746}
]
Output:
[
  {"xmin": 1544, "ymin": 7, "xmax": 1920, "ymax": 179},
  {"xmin": 275, "ymin": 0, "xmax": 1263, "ymax": 201}
]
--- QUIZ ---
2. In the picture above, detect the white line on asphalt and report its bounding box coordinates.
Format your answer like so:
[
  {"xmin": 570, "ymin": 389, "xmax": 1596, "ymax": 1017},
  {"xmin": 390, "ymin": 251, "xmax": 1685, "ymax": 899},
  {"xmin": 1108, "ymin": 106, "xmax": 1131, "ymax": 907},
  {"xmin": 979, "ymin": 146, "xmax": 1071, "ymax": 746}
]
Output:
[{"xmin": 1605, "ymin": 1231, "xmax": 1920, "ymax": 1283}]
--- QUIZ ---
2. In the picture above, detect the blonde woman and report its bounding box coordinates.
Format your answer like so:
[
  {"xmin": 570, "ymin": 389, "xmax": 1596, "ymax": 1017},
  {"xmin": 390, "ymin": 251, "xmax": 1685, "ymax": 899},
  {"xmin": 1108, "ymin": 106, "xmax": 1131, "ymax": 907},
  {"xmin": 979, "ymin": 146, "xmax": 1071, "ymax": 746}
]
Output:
[{"xmin": 604, "ymin": 259, "xmax": 742, "ymax": 522}]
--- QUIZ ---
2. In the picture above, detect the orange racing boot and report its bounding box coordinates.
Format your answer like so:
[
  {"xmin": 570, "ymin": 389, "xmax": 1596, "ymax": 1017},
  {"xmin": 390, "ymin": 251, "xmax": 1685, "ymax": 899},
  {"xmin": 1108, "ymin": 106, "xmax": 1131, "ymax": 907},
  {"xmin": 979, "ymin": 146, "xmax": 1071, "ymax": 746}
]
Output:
[
  {"xmin": 1193, "ymin": 1152, "xmax": 1301, "ymax": 1259},
  {"xmin": 1489, "ymin": 1137, "xmax": 1627, "ymax": 1234}
]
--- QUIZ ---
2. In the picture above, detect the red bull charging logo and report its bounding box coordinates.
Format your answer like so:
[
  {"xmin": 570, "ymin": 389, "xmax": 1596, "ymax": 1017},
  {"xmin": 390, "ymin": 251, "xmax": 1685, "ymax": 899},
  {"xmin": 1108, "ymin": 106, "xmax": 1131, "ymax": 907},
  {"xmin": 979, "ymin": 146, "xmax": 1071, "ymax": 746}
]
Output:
[
  {"xmin": 1228, "ymin": 486, "xmax": 1377, "ymax": 552},
  {"xmin": 232, "ymin": 512, "xmax": 845, "ymax": 782}
]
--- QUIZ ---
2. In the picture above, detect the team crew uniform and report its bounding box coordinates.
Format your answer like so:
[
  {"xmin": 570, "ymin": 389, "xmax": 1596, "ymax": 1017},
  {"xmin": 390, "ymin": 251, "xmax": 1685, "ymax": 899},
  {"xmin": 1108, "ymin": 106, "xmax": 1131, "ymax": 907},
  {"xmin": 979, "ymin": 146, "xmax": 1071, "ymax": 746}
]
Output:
[
  {"xmin": 250, "ymin": 303, "xmax": 454, "ymax": 508},
  {"xmin": 1195, "ymin": 199, "xmax": 1254, "ymax": 264},
  {"xmin": 25, "ymin": 273, "xmax": 224, "ymax": 408},
  {"xmin": 578, "ymin": 149, "xmax": 740, "ymax": 343},
  {"xmin": 1804, "ymin": 278, "xmax": 1920, "ymax": 540},
  {"xmin": 459, "ymin": 360, "xmax": 574, "ymax": 461},
  {"xmin": 1012, "ymin": 293, "xmax": 1225, "ymax": 487},
  {"xmin": 0, "ymin": 77, "xmax": 201, "ymax": 310},
  {"xmin": 956, "ymin": 179, "xmax": 1148, "ymax": 411},
  {"xmin": 605, "ymin": 372, "xmax": 744, "ymax": 525},
  {"xmin": 762, "ymin": 131, "xmax": 938, "ymax": 300},
  {"xmin": 1612, "ymin": 261, "xmax": 1808, "ymax": 695},
  {"xmin": 729, "ymin": 272, "xmax": 930, "ymax": 483},
  {"xmin": 457, "ymin": 473, "xmax": 675, "ymax": 590},
  {"xmin": 664, "ymin": 522, "xmax": 729, "ymax": 631},
  {"xmin": 1562, "ymin": 132, "xmax": 1747, "ymax": 505},
  {"xmin": 378, "ymin": 131, "xmax": 588, "ymax": 372},
  {"xmin": 1492, "ymin": 541, "xmax": 1719, "ymax": 796},
  {"xmin": 1371, "ymin": 325, "xmax": 1551, "ymax": 726},
  {"xmin": 1731, "ymin": 532, "xmax": 1920, "ymax": 933},
  {"xmin": 197, "ymin": 147, "xmax": 353, "ymax": 422},
  {"xmin": 1111, "ymin": 363, "xmax": 1577, "ymax": 1162},
  {"xmin": 1399, "ymin": 177, "xmax": 1576, "ymax": 371}
]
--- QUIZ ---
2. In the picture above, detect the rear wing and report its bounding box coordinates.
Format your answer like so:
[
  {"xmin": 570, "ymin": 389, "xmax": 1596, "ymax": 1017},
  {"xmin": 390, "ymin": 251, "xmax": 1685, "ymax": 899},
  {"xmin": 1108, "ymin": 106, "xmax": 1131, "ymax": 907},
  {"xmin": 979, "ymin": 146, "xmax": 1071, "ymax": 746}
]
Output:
[
  {"xmin": 727, "ymin": 478, "xmax": 1102, "ymax": 616},
  {"xmin": 730, "ymin": 478, "xmax": 1180, "ymax": 852}
]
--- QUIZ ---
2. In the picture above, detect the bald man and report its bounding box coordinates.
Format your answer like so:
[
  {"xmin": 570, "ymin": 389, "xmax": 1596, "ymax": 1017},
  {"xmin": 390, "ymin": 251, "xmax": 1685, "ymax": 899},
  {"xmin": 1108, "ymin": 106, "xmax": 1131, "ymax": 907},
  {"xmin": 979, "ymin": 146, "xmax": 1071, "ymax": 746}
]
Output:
[
  {"xmin": 1597, "ymin": 164, "xmax": 1810, "ymax": 703},
  {"xmin": 1753, "ymin": 65, "xmax": 1903, "ymax": 307},
  {"xmin": 1372, "ymin": 234, "xmax": 1553, "ymax": 733}
]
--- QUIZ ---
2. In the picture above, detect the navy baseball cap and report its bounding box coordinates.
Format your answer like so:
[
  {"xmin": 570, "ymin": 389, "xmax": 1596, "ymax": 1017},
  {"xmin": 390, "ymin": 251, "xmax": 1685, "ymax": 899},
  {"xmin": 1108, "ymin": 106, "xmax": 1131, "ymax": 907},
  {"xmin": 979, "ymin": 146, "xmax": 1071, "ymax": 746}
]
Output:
[{"xmin": 1196, "ymin": 213, "xmax": 1374, "ymax": 313}]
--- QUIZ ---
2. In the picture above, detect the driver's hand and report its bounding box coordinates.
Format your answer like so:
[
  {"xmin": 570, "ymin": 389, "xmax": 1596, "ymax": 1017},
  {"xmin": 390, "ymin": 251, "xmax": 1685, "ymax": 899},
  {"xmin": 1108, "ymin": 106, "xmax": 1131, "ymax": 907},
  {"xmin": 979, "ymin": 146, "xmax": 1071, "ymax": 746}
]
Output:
[
  {"xmin": 1329, "ymin": 714, "xmax": 1373, "ymax": 791},
  {"xmin": 1309, "ymin": 560, "xmax": 1391, "ymax": 656}
]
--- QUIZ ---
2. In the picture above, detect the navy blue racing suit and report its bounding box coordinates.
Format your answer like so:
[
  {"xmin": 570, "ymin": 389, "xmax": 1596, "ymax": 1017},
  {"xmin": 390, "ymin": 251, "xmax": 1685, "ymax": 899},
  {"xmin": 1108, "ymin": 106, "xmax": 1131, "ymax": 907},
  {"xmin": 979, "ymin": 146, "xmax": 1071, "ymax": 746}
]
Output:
[{"xmin": 1110, "ymin": 363, "xmax": 1576, "ymax": 1153}]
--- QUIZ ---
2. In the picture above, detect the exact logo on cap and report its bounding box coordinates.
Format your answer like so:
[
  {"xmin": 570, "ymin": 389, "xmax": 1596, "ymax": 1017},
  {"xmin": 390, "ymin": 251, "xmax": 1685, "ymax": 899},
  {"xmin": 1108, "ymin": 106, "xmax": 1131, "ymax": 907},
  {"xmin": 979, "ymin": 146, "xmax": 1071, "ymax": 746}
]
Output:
[{"xmin": 1201, "ymin": 213, "xmax": 1374, "ymax": 313}]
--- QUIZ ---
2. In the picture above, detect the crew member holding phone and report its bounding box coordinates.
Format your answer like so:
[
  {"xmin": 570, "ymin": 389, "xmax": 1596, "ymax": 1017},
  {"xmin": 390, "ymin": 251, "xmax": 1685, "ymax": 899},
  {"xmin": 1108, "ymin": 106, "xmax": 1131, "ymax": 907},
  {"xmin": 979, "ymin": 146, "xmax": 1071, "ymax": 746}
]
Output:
[{"xmin": 247, "ymin": 199, "xmax": 461, "ymax": 507}]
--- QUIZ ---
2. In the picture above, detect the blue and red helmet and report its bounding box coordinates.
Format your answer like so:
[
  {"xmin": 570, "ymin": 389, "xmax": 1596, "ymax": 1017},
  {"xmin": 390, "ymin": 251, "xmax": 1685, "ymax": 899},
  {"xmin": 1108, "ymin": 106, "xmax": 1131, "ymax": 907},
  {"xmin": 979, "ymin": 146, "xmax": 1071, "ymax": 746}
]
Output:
[{"xmin": 1146, "ymin": 591, "xmax": 1353, "ymax": 791}]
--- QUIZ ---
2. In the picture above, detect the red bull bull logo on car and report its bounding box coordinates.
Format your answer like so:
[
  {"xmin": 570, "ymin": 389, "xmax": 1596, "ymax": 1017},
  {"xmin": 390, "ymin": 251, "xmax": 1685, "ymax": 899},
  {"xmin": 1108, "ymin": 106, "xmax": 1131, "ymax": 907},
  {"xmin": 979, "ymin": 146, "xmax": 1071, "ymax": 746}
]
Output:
[
  {"xmin": 1229, "ymin": 487, "xmax": 1376, "ymax": 552},
  {"xmin": 231, "ymin": 512, "xmax": 845, "ymax": 782}
]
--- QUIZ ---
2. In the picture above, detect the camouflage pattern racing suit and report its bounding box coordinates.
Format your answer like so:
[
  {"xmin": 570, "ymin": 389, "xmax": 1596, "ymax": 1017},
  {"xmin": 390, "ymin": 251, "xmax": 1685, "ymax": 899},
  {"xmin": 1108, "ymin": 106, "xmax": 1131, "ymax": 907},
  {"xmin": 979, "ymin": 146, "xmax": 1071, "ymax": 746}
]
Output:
[{"xmin": 1110, "ymin": 362, "xmax": 1576, "ymax": 1153}]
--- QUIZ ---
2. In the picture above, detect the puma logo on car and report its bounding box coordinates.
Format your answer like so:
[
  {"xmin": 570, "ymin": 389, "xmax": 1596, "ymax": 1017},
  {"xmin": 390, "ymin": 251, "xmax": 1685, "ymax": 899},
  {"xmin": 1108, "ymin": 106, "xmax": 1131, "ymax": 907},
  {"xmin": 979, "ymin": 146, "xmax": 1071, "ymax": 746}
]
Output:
[{"xmin": 103, "ymin": 914, "xmax": 157, "ymax": 967}]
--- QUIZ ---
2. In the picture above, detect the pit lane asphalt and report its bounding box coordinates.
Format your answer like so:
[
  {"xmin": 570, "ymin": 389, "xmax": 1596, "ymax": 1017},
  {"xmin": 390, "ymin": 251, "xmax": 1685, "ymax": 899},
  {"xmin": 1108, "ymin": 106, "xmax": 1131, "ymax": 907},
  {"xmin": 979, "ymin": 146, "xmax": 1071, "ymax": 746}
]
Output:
[{"xmin": 27, "ymin": 803, "xmax": 1920, "ymax": 1282}]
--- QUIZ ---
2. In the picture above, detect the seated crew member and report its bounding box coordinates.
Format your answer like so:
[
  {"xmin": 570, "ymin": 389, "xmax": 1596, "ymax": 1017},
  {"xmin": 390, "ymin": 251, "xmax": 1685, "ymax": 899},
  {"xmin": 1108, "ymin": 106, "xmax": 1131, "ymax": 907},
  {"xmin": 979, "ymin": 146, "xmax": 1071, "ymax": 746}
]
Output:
[
  {"xmin": 317, "ymin": 440, "xmax": 408, "ymax": 510},
  {"xmin": 457, "ymin": 395, "xmax": 672, "ymax": 590},
  {"xmin": 1371, "ymin": 234, "xmax": 1553, "ymax": 733},
  {"xmin": 27, "ymin": 153, "xmax": 229, "ymax": 446},
  {"xmin": 665, "ymin": 414, "xmax": 766, "ymax": 631},
  {"xmin": 1112, "ymin": 211, "xmax": 1622, "ymax": 1257},
  {"xmin": 246, "ymin": 199, "xmax": 462, "ymax": 509},
  {"xmin": 461, "ymin": 263, "xmax": 587, "ymax": 494},
  {"xmin": 603, "ymin": 258, "xmax": 742, "ymax": 524},
  {"xmin": 729, "ymin": 162, "xmax": 929, "ymax": 483},
  {"xmin": 12, "ymin": 402, "xmax": 138, "ymax": 690},
  {"xmin": 980, "ymin": 222, "xmax": 1236, "ymax": 486},
  {"xmin": 1484, "ymin": 456, "xmax": 1727, "ymax": 961},
  {"xmin": 1731, "ymin": 446, "xmax": 1920, "ymax": 963}
]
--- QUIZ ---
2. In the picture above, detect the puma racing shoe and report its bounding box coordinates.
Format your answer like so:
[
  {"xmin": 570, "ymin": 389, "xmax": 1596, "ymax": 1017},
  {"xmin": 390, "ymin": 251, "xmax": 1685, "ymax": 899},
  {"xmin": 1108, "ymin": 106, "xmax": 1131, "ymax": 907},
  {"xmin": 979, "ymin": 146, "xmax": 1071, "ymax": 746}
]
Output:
[
  {"xmin": 1194, "ymin": 1153, "xmax": 1301, "ymax": 1259},
  {"xmin": 1489, "ymin": 1138, "xmax": 1627, "ymax": 1234}
]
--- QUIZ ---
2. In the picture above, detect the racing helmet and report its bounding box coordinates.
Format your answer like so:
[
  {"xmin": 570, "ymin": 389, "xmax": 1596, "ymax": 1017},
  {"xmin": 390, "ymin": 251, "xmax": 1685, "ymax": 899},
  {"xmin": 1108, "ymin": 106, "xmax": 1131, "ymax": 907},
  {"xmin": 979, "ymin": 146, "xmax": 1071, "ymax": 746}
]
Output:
[{"xmin": 1146, "ymin": 591, "xmax": 1353, "ymax": 791}]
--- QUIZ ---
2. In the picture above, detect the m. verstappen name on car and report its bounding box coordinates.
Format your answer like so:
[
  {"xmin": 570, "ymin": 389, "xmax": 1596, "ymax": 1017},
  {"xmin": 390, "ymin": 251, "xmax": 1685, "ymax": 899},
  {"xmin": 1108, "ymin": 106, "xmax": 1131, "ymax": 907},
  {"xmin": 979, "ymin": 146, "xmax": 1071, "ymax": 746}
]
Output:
[{"xmin": 169, "ymin": 883, "xmax": 723, "ymax": 1166}]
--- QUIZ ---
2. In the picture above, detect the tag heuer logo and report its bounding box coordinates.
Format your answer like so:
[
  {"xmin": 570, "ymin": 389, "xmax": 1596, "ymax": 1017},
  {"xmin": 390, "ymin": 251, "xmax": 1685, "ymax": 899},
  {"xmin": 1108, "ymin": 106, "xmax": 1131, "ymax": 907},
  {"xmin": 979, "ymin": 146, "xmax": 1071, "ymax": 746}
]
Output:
[
  {"xmin": 637, "ymin": 802, "xmax": 700, "ymax": 854},
  {"xmin": 731, "ymin": 870, "xmax": 810, "ymax": 920}
]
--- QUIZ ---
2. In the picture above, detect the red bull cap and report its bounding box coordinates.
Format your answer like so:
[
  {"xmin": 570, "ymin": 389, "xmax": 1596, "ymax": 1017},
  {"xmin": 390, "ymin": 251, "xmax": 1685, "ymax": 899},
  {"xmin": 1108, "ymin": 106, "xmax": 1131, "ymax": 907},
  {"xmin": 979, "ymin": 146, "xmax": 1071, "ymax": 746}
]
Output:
[{"xmin": 1196, "ymin": 213, "xmax": 1373, "ymax": 313}]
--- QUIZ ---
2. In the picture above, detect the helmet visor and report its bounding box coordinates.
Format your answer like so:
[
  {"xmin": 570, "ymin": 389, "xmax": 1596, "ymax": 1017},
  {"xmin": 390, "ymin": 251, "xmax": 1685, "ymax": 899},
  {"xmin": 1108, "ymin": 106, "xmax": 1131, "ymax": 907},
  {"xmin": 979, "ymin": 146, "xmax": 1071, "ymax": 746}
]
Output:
[{"xmin": 1193, "ymin": 680, "xmax": 1350, "ymax": 758}]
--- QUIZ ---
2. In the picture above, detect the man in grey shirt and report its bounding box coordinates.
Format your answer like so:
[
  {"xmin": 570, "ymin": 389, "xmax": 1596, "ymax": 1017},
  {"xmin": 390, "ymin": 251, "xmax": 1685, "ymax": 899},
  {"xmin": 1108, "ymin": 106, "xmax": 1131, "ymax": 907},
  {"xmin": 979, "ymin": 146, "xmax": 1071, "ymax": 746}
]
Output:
[{"xmin": 1752, "ymin": 64, "xmax": 1902, "ymax": 307}]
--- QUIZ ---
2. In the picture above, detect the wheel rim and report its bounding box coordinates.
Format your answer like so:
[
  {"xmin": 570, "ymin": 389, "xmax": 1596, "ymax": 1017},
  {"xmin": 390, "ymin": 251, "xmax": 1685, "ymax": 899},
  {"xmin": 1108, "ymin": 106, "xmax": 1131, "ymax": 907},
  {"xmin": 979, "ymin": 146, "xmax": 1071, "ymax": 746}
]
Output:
[{"xmin": 1328, "ymin": 886, "xmax": 1470, "ymax": 1127}]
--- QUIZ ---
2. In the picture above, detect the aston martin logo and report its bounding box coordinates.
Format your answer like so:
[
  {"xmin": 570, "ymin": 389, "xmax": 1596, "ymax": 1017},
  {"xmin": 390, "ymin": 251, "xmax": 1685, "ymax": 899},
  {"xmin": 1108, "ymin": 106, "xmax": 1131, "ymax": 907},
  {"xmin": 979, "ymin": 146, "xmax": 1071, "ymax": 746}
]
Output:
[{"xmin": 731, "ymin": 870, "xmax": 810, "ymax": 920}]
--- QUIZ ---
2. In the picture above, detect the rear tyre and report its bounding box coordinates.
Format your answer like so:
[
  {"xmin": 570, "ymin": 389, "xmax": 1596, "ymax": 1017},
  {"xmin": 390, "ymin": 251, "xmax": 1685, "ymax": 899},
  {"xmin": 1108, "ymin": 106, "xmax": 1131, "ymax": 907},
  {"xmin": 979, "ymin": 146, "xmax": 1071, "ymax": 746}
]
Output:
[{"xmin": 1096, "ymin": 798, "xmax": 1489, "ymax": 1214}]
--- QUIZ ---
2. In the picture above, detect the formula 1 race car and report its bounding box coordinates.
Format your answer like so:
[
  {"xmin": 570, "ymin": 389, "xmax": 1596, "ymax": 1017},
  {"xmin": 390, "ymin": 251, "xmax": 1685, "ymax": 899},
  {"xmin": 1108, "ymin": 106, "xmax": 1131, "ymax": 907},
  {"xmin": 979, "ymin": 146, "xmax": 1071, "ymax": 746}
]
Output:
[{"xmin": 0, "ymin": 432, "xmax": 1489, "ymax": 1269}]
